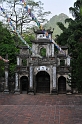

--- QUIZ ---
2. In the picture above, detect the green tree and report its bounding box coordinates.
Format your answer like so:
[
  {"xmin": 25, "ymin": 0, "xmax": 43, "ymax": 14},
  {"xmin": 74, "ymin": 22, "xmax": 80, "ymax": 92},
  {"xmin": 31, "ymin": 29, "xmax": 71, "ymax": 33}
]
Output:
[
  {"xmin": 0, "ymin": 0, "xmax": 51, "ymax": 34},
  {"xmin": 57, "ymin": 0, "xmax": 82, "ymax": 92},
  {"xmin": 0, "ymin": 22, "xmax": 18, "ymax": 78},
  {"xmin": 75, "ymin": 42, "xmax": 82, "ymax": 92}
]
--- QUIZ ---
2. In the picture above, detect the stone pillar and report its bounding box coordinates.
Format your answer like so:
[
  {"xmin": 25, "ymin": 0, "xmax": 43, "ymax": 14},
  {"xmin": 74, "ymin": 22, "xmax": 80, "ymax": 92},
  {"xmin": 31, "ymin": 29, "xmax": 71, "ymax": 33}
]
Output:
[
  {"xmin": 32, "ymin": 44, "xmax": 38, "ymax": 56},
  {"xmin": 52, "ymin": 44, "xmax": 54, "ymax": 57},
  {"xmin": 47, "ymin": 44, "xmax": 50, "ymax": 57},
  {"xmin": 14, "ymin": 72, "xmax": 20, "ymax": 94},
  {"xmin": 32, "ymin": 44, "xmax": 35, "ymax": 56},
  {"xmin": 4, "ymin": 64, "xmax": 9, "ymax": 93},
  {"xmin": 67, "ymin": 57, "xmax": 70, "ymax": 66},
  {"xmin": 52, "ymin": 66, "xmax": 57, "ymax": 94},
  {"xmin": 53, "ymin": 66, "xmax": 56, "ymax": 88},
  {"xmin": 57, "ymin": 58, "xmax": 60, "ymax": 66},
  {"xmin": 29, "ymin": 65, "xmax": 34, "ymax": 93},
  {"xmin": 17, "ymin": 56, "xmax": 20, "ymax": 65},
  {"xmin": 4, "ymin": 55, "xmax": 9, "ymax": 93}
]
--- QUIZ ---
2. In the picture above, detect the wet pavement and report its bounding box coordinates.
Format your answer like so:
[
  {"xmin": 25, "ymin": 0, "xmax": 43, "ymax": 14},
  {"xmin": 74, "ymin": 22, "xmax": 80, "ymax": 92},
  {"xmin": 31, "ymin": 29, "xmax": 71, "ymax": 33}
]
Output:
[{"xmin": 0, "ymin": 93, "xmax": 82, "ymax": 124}]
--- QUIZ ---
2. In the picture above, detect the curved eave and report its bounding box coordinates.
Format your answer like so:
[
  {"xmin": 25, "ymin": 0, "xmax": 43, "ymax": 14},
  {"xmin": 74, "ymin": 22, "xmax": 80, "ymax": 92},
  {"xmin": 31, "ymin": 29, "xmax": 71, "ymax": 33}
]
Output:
[
  {"xmin": 34, "ymin": 30, "xmax": 53, "ymax": 34},
  {"xmin": 31, "ymin": 39, "xmax": 53, "ymax": 44}
]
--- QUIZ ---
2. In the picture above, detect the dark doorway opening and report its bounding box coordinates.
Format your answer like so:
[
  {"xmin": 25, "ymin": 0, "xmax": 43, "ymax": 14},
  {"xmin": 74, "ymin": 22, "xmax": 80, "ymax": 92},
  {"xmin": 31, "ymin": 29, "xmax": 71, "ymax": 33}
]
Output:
[
  {"xmin": 58, "ymin": 76, "xmax": 66, "ymax": 93},
  {"xmin": 36, "ymin": 71, "xmax": 50, "ymax": 93},
  {"xmin": 20, "ymin": 76, "xmax": 29, "ymax": 94}
]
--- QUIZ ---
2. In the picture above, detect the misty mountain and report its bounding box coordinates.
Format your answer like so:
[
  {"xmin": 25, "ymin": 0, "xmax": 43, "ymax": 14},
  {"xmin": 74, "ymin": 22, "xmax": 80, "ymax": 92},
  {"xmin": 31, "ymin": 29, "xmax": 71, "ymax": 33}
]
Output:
[{"xmin": 44, "ymin": 13, "xmax": 69, "ymax": 38}]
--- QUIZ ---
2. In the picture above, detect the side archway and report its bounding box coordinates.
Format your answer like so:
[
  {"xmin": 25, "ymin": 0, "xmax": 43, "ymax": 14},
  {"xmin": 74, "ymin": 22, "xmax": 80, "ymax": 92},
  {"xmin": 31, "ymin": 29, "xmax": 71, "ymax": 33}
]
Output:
[
  {"xmin": 20, "ymin": 76, "xmax": 29, "ymax": 94},
  {"xmin": 58, "ymin": 76, "xmax": 66, "ymax": 93}
]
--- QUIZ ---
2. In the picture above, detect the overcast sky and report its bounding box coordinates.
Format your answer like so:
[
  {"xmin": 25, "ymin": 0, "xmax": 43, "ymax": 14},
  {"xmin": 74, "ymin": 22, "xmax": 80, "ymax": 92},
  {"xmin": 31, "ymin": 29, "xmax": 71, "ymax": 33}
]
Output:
[
  {"xmin": 35, "ymin": 0, "xmax": 76, "ymax": 20},
  {"xmin": 0, "ymin": 0, "xmax": 77, "ymax": 24},
  {"xmin": 0, "ymin": 0, "xmax": 76, "ymax": 19}
]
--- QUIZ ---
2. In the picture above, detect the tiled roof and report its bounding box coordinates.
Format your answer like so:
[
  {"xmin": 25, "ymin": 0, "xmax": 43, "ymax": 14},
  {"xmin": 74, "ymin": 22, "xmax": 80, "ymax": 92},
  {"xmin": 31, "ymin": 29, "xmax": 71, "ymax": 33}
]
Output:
[{"xmin": 31, "ymin": 39, "xmax": 53, "ymax": 43}]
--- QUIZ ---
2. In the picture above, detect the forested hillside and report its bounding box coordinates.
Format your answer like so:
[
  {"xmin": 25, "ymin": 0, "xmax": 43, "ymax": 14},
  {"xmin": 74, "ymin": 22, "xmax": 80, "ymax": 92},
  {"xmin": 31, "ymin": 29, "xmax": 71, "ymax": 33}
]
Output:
[{"xmin": 44, "ymin": 13, "xmax": 69, "ymax": 38}]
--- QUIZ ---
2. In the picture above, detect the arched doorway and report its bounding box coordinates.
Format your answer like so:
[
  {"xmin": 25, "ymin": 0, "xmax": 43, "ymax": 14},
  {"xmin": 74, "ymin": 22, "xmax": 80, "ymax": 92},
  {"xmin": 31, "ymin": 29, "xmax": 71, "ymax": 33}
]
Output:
[
  {"xmin": 36, "ymin": 71, "xmax": 50, "ymax": 93},
  {"xmin": 58, "ymin": 76, "xmax": 66, "ymax": 93},
  {"xmin": 20, "ymin": 76, "xmax": 29, "ymax": 94}
]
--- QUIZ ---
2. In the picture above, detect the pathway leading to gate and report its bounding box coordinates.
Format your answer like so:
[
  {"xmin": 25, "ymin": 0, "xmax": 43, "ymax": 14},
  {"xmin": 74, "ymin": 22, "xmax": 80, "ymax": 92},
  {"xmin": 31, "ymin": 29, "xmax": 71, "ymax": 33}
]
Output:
[{"xmin": 0, "ymin": 93, "xmax": 82, "ymax": 124}]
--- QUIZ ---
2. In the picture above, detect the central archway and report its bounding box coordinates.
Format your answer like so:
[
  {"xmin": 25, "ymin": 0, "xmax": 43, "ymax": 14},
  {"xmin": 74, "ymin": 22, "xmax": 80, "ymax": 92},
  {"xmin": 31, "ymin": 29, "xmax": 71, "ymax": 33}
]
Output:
[
  {"xmin": 20, "ymin": 76, "xmax": 29, "ymax": 94},
  {"xmin": 36, "ymin": 71, "xmax": 50, "ymax": 93}
]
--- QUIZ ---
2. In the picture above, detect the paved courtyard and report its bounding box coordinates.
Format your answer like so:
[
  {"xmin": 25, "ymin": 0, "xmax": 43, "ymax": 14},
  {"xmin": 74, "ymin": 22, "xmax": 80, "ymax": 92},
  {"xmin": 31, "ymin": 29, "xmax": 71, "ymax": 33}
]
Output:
[{"xmin": 0, "ymin": 93, "xmax": 82, "ymax": 124}]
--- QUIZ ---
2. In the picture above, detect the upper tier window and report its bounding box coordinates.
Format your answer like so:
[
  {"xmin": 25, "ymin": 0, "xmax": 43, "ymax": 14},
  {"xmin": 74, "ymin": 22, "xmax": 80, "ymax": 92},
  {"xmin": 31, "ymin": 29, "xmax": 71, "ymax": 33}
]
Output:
[{"xmin": 37, "ymin": 34, "xmax": 51, "ymax": 39}]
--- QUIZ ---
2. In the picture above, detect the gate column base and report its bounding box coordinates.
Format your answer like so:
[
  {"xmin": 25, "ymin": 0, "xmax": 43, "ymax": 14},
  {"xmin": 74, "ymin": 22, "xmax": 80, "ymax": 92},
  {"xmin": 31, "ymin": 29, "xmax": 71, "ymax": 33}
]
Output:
[
  {"xmin": 28, "ymin": 89, "xmax": 34, "ymax": 95},
  {"xmin": 66, "ymin": 90, "xmax": 72, "ymax": 95},
  {"xmin": 14, "ymin": 89, "xmax": 20, "ymax": 94},
  {"xmin": 51, "ymin": 89, "xmax": 58, "ymax": 95},
  {"xmin": 4, "ymin": 89, "xmax": 9, "ymax": 94}
]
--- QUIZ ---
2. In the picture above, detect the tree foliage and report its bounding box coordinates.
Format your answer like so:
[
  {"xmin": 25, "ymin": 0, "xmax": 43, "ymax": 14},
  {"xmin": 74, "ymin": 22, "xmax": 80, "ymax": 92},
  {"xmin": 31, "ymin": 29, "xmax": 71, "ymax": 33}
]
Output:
[
  {"xmin": 0, "ymin": 0, "xmax": 51, "ymax": 34},
  {"xmin": 0, "ymin": 22, "xmax": 18, "ymax": 77},
  {"xmin": 57, "ymin": 0, "xmax": 82, "ymax": 92}
]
